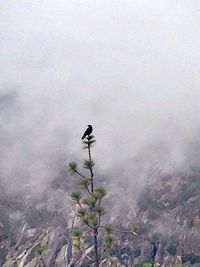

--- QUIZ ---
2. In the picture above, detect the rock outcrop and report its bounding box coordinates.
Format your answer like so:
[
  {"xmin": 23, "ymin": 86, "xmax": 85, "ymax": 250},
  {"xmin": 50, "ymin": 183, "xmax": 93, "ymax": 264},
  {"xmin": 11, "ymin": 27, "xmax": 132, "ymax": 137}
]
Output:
[{"xmin": 2, "ymin": 168, "xmax": 200, "ymax": 266}]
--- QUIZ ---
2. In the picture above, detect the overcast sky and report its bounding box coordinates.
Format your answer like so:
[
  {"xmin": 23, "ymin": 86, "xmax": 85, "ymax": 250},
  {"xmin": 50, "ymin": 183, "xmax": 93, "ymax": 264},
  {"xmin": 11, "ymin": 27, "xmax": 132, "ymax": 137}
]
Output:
[{"xmin": 0, "ymin": 1, "xmax": 200, "ymax": 198}]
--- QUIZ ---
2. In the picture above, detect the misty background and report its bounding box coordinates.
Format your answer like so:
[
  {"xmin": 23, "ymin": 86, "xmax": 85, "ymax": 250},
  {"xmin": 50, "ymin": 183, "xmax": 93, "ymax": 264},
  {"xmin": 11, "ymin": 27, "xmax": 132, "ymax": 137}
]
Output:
[{"xmin": 0, "ymin": 0, "xmax": 200, "ymax": 205}]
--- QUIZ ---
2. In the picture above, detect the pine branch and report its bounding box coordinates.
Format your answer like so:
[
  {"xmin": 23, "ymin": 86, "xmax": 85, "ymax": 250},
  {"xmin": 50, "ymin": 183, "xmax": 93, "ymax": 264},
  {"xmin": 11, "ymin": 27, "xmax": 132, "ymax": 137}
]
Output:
[
  {"xmin": 68, "ymin": 161, "xmax": 77, "ymax": 175},
  {"xmin": 74, "ymin": 170, "xmax": 87, "ymax": 179},
  {"xmin": 83, "ymin": 159, "xmax": 95, "ymax": 170},
  {"xmin": 99, "ymin": 225, "xmax": 138, "ymax": 235},
  {"xmin": 93, "ymin": 187, "xmax": 106, "ymax": 200},
  {"xmin": 70, "ymin": 192, "xmax": 83, "ymax": 208},
  {"xmin": 82, "ymin": 196, "xmax": 97, "ymax": 208},
  {"xmin": 79, "ymin": 178, "xmax": 91, "ymax": 195},
  {"xmin": 71, "ymin": 191, "xmax": 82, "ymax": 202}
]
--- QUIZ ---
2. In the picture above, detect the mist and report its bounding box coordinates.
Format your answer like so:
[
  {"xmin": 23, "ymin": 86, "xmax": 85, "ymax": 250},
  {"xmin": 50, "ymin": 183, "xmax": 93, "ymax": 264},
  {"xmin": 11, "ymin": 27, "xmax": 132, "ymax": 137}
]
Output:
[{"xmin": 0, "ymin": 0, "xmax": 200, "ymax": 204}]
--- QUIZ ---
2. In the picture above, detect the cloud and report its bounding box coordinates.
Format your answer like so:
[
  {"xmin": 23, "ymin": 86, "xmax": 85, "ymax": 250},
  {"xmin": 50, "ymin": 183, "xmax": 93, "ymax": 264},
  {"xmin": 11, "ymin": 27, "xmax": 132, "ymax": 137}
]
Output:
[{"xmin": 0, "ymin": 0, "xmax": 199, "ymax": 202}]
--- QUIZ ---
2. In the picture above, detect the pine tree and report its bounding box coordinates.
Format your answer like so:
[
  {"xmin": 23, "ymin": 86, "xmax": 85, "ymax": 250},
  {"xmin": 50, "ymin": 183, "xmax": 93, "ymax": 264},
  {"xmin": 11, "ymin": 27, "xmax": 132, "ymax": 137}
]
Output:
[{"xmin": 68, "ymin": 134, "xmax": 136, "ymax": 266}]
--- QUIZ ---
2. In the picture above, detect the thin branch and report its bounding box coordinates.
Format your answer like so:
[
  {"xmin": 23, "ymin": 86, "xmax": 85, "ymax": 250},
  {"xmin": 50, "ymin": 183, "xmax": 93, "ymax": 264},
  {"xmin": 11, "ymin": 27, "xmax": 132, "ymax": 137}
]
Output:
[
  {"xmin": 74, "ymin": 170, "xmax": 87, "ymax": 179},
  {"xmin": 88, "ymin": 141, "xmax": 92, "ymax": 162},
  {"xmin": 85, "ymin": 222, "xmax": 95, "ymax": 230},
  {"xmin": 74, "ymin": 170, "xmax": 92, "ymax": 195},
  {"xmin": 85, "ymin": 184, "xmax": 92, "ymax": 195},
  {"xmin": 97, "ymin": 214, "xmax": 102, "ymax": 229},
  {"xmin": 99, "ymin": 225, "xmax": 133, "ymax": 234},
  {"xmin": 87, "ymin": 140, "xmax": 94, "ymax": 193},
  {"xmin": 77, "ymin": 200, "xmax": 83, "ymax": 209}
]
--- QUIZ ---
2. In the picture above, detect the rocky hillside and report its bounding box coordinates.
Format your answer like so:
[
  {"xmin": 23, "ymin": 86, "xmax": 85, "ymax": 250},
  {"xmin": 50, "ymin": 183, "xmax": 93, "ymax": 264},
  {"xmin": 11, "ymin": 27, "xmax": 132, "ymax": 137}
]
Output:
[{"xmin": 1, "ymin": 167, "xmax": 200, "ymax": 267}]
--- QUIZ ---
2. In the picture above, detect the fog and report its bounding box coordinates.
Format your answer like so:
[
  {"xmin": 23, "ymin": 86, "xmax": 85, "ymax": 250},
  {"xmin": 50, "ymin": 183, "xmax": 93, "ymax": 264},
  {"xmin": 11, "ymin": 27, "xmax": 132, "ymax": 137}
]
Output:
[{"xmin": 0, "ymin": 1, "xmax": 200, "ymax": 202}]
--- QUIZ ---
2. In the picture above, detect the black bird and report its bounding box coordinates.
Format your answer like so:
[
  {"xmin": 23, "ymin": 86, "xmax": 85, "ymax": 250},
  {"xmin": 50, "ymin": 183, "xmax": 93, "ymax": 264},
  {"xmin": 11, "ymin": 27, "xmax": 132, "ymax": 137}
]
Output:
[{"xmin": 82, "ymin": 125, "xmax": 93, "ymax": 140}]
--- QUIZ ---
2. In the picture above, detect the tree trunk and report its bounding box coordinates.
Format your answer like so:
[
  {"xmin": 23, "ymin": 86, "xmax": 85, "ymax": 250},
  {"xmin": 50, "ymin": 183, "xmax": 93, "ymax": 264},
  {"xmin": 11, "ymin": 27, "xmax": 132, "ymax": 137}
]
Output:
[{"xmin": 94, "ymin": 229, "xmax": 99, "ymax": 267}]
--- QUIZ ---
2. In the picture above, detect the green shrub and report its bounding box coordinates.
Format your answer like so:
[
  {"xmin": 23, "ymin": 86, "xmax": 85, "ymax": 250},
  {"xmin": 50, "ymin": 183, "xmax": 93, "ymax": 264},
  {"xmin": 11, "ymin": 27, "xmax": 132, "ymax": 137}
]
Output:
[{"xmin": 141, "ymin": 261, "xmax": 153, "ymax": 267}]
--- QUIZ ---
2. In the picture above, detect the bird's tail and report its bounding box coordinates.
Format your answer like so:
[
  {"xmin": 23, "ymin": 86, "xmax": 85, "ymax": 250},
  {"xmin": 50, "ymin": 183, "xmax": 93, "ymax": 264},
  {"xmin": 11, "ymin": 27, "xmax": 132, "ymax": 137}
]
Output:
[{"xmin": 81, "ymin": 134, "xmax": 85, "ymax": 140}]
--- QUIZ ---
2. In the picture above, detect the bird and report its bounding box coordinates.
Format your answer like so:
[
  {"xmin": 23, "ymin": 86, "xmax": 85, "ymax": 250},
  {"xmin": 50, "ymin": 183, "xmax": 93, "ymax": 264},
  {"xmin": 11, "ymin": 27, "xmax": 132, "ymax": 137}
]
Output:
[{"xmin": 82, "ymin": 125, "xmax": 93, "ymax": 140}]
